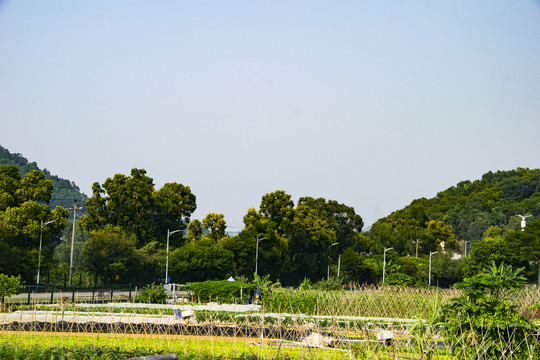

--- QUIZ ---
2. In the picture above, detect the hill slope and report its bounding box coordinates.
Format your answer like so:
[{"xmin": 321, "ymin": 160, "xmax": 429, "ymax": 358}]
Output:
[
  {"xmin": 375, "ymin": 168, "xmax": 540, "ymax": 242},
  {"xmin": 0, "ymin": 145, "xmax": 87, "ymax": 215}
]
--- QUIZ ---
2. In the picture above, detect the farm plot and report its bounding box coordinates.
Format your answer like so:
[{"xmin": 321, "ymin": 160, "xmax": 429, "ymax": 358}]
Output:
[{"xmin": 2, "ymin": 286, "xmax": 540, "ymax": 359}]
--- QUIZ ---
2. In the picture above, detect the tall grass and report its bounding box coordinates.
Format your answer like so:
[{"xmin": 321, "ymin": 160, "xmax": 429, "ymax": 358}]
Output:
[
  {"xmin": 265, "ymin": 284, "xmax": 540, "ymax": 319},
  {"xmin": 265, "ymin": 285, "xmax": 459, "ymax": 319}
]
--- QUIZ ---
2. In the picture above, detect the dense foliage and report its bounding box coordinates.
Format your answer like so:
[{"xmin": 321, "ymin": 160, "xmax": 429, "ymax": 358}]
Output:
[
  {"xmin": 437, "ymin": 262, "xmax": 534, "ymax": 359},
  {"xmin": 373, "ymin": 168, "xmax": 540, "ymax": 245},
  {"xmin": 0, "ymin": 165, "xmax": 69, "ymax": 282},
  {"xmin": 134, "ymin": 282, "xmax": 168, "ymax": 304},
  {"xmin": 188, "ymin": 280, "xmax": 257, "ymax": 303},
  {"xmin": 80, "ymin": 168, "xmax": 196, "ymax": 248},
  {"xmin": 1, "ymin": 143, "xmax": 540, "ymax": 288},
  {"xmin": 0, "ymin": 145, "xmax": 88, "ymax": 216},
  {"xmin": 202, "ymin": 192, "xmax": 366, "ymax": 286},
  {"xmin": 367, "ymin": 168, "xmax": 540, "ymax": 285},
  {"xmin": 82, "ymin": 226, "xmax": 140, "ymax": 282},
  {"xmin": 0, "ymin": 274, "xmax": 22, "ymax": 305}
]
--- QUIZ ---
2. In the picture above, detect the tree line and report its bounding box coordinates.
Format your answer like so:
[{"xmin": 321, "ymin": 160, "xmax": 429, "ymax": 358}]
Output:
[{"xmin": 0, "ymin": 161, "xmax": 539, "ymax": 288}]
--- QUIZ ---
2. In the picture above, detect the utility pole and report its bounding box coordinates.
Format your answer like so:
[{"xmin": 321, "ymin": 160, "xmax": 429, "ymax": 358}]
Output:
[
  {"xmin": 68, "ymin": 200, "xmax": 82, "ymax": 287},
  {"xmin": 382, "ymin": 247, "xmax": 393, "ymax": 285},
  {"xmin": 255, "ymin": 237, "xmax": 266, "ymax": 277},
  {"xmin": 429, "ymin": 251, "xmax": 438, "ymax": 286},
  {"xmin": 327, "ymin": 242, "xmax": 339, "ymax": 282},
  {"xmin": 413, "ymin": 238, "xmax": 422, "ymax": 258}
]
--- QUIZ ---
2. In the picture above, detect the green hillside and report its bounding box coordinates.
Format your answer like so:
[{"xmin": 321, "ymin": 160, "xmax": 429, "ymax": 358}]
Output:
[
  {"xmin": 372, "ymin": 168, "xmax": 540, "ymax": 247},
  {"xmin": 0, "ymin": 145, "xmax": 87, "ymax": 216}
]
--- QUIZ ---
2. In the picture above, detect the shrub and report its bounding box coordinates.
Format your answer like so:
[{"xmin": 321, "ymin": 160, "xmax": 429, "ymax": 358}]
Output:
[
  {"xmin": 385, "ymin": 272, "xmax": 417, "ymax": 286},
  {"xmin": 0, "ymin": 274, "xmax": 22, "ymax": 306},
  {"xmin": 437, "ymin": 262, "xmax": 534, "ymax": 359},
  {"xmin": 187, "ymin": 280, "xmax": 256, "ymax": 303},
  {"xmin": 134, "ymin": 283, "xmax": 167, "ymax": 304},
  {"xmin": 312, "ymin": 276, "xmax": 344, "ymax": 291}
]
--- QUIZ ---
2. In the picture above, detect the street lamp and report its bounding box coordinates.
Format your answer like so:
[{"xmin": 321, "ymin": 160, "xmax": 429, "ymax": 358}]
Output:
[
  {"xmin": 429, "ymin": 251, "xmax": 439, "ymax": 286},
  {"xmin": 327, "ymin": 242, "xmax": 339, "ymax": 282},
  {"xmin": 68, "ymin": 200, "xmax": 82, "ymax": 287},
  {"xmin": 165, "ymin": 229, "xmax": 182, "ymax": 284},
  {"xmin": 37, "ymin": 220, "xmax": 55, "ymax": 292},
  {"xmin": 382, "ymin": 247, "xmax": 393, "ymax": 285},
  {"xmin": 255, "ymin": 237, "xmax": 266, "ymax": 276}
]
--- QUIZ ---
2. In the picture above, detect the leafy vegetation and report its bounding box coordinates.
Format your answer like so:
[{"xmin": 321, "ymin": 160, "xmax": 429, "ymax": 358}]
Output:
[
  {"xmin": 0, "ymin": 274, "xmax": 22, "ymax": 306},
  {"xmin": 0, "ymin": 343, "xmax": 163, "ymax": 360},
  {"xmin": 133, "ymin": 282, "xmax": 168, "ymax": 304},
  {"xmin": 0, "ymin": 164, "xmax": 69, "ymax": 282},
  {"xmin": 437, "ymin": 262, "xmax": 534, "ymax": 359},
  {"xmin": 372, "ymin": 168, "xmax": 540, "ymax": 246},
  {"xmin": 0, "ymin": 145, "xmax": 88, "ymax": 216},
  {"xmin": 0, "ymin": 330, "xmax": 337, "ymax": 360},
  {"xmin": 2, "ymin": 144, "xmax": 540, "ymax": 288},
  {"xmin": 0, "ymin": 337, "xmax": 283, "ymax": 360},
  {"xmin": 188, "ymin": 280, "xmax": 256, "ymax": 303},
  {"xmin": 82, "ymin": 226, "xmax": 140, "ymax": 283},
  {"xmin": 80, "ymin": 168, "xmax": 196, "ymax": 248}
]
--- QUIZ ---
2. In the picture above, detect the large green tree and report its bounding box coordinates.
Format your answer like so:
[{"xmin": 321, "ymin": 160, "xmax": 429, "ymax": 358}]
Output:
[
  {"xmin": 259, "ymin": 190, "xmax": 294, "ymax": 231},
  {"xmin": 169, "ymin": 238, "xmax": 234, "ymax": 283},
  {"xmin": 286, "ymin": 204, "xmax": 337, "ymax": 284},
  {"xmin": 505, "ymin": 217, "xmax": 540, "ymax": 284},
  {"xmin": 169, "ymin": 213, "xmax": 235, "ymax": 283},
  {"xmin": 202, "ymin": 213, "xmax": 227, "ymax": 242},
  {"xmin": 233, "ymin": 191, "xmax": 365, "ymax": 285},
  {"xmin": 223, "ymin": 207, "xmax": 289, "ymax": 281},
  {"xmin": 136, "ymin": 241, "xmax": 166, "ymax": 283},
  {"xmin": 521, "ymin": 218, "xmax": 540, "ymax": 283},
  {"xmin": 81, "ymin": 226, "xmax": 141, "ymax": 283},
  {"xmin": 298, "ymin": 197, "xmax": 363, "ymax": 249},
  {"xmin": 369, "ymin": 218, "xmax": 425, "ymax": 256},
  {"xmin": 0, "ymin": 165, "xmax": 69, "ymax": 282},
  {"xmin": 80, "ymin": 169, "xmax": 196, "ymax": 247}
]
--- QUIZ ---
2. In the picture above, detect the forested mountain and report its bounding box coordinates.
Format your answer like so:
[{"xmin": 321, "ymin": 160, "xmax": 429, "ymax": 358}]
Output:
[
  {"xmin": 0, "ymin": 145, "xmax": 87, "ymax": 216},
  {"xmin": 372, "ymin": 168, "xmax": 540, "ymax": 245}
]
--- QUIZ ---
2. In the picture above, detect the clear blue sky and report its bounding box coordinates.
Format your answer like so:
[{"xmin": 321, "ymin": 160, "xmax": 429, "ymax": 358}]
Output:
[{"xmin": 1, "ymin": 1, "xmax": 539, "ymax": 230}]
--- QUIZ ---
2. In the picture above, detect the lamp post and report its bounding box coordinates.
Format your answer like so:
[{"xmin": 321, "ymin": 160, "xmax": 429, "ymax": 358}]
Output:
[
  {"xmin": 382, "ymin": 247, "xmax": 393, "ymax": 285},
  {"xmin": 429, "ymin": 251, "xmax": 439, "ymax": 286},
  {"xmin": 68, "ymin": 200, "xmax": 82, "ymax": 287},
  {"xmin": 255, "ymin": 237, "xmax": 266, "ymax": 276},
  {"xmin": 327, "ymin": 242, "xmax": 339, "ymax": 282},
  {"xmin": 516, "ymin": 214, "xmax": 532, "ymax": 231},
  {"xmin": 37, "ymin": 220, "xmax": 55, "ymax": 292},
  {"xmin": 165, "ymin": 229, "xmax": 182, "ymax": 284}
]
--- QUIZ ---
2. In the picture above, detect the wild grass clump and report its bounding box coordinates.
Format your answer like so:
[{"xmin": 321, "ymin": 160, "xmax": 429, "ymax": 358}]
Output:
[{"xmin": 264, "ymin": 285, "xmax": 459, "ymax": 319}]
